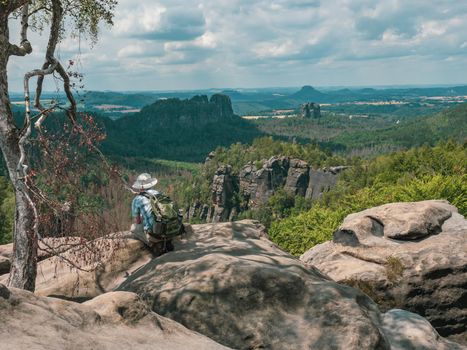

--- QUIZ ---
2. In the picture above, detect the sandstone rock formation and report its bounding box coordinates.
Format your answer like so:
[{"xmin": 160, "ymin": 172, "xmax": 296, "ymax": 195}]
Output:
[
  {"xmin": 301, "ymin": 200, "xmax": 467, "ymax": 345},
  {"xmin": 187, "ymin": 157, "xmax": 348, "ymax": 223},
  {"xmin": 301, "ymin": 102, "xmax": 321, "ymax": 119},
  {"xmin": 0, "ymin": 285, "xmax": 230, "ymax": 350},
  {"xmin": 1, "ymin": 218, "xmax": 464, "ymax": 349},
  {"xmin": 210, "ymin": 94, "xmax": 235, "ymax": 119},
  {"xmin": 211, "ymin": 165, "xmax": 237, "ymax": 223},
  {"xmin": 0, "ymin": 233, "xmax": 152, "ymax": 301},
  {"xmin": 239, "ymin": 156, "xmax": 289, "ymax": 207},
  {"xmin": 114, "ymin": 220, "xmax": 463, "ymax": 350},
  {"xmin": 382, "ymin": 309, "xmax": 465, "ymax": 350},
  {"xmin": 284, "ymin": 159, "xmax": 310, "ymax": 196},
  {"xmin": 205, "ymin": 151, "xmax": 216, "ymax": 164},
  {"xmin": 135, "ymin": 94, "xmax": 236, "ymax": 129},
  {"xmin": 0, "ymin": 238, "xmax": 86, "ymax": 277},
  {"xmin": 306, "ymin": 167, "xmax": 348, "ymax": 200},
  {"xmin": 117, "ymin": 220, "xmax": 388, "ymax": 349},
  {"xmin": 0, "ymin": 256, "xmax": 9, "ymax": 276}
]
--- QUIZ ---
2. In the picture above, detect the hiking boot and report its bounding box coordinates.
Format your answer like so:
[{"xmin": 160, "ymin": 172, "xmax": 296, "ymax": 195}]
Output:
[{"xmin": 166, "ymin": 240, "xmax": 174, "ymax": 252}]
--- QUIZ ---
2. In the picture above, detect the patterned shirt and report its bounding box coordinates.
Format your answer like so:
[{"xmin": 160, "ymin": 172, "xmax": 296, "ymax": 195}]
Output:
[{"xmin": 131, "ymin": 190, "xmax": 160, "ymax": 231}]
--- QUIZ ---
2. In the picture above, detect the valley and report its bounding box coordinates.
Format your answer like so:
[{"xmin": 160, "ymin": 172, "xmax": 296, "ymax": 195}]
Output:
[{"xmin": 2, "ymin": 1, "xmax": 467, "ymax": 348}]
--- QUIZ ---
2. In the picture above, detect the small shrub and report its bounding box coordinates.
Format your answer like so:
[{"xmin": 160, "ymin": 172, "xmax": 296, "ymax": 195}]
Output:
[
  {"xmin": 385, "ymin": 256, "xmax": 405, "ymax": 283},
  {"xmin": 343, "ymin": 278, "xmax": 397, "ymax": 310}
]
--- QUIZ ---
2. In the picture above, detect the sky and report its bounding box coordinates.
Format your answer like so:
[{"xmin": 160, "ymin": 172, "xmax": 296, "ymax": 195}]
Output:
[{"xmin": 7, "ymin": 0, "xmax": 467, "ymax": 91}]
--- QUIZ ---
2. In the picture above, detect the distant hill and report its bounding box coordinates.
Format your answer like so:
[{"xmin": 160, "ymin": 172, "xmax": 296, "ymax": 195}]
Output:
[
  {"xmin": 81, "ymin": 91, "xmax": 159, "ymax": 108},
  {"xmin": 125, "ymin": 94, "xmax": 236, "ymax": 128},
  {"xmin": 101, "ymin": 94, "xmax": 264, "ymax": 162},
  {"xmin": 55, "ymin": 85, "xmax": 467, "ymax": 117},
  {"xmin": 289, "ymin": 85, "xmax": 327, "ymax": 103},
  {"xmin": 236, "ymin": 84, "xmax": 467, "ymax": 114}
]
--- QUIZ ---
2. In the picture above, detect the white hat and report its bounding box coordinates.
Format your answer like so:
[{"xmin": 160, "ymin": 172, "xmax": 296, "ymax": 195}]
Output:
[{"xmin": 132, "ymin": 173, "xmax": 158, "ymax": 190}]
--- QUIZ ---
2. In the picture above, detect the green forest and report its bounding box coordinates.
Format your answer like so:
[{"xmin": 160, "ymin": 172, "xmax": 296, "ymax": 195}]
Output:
[
  {"xmin": 1, "ymin": 101, "xmax": 466, "ymax": 255},
  {"xmin": 268, "ymin": 141, "xmax": 467, "ymax": 255},
  {"xmin": 100, "ymin": 95, "xmax": 264, "ymax": 162},
  {"xmin": 168, "ymin": 136, "xmax": 466, "ymax": 256},
  {"xmin": 255, "ymin": 102, "xmax": 467, "ymax": 156},
  {"xmin": 0, "ymin": 176, "xmax": 14, "ymax": 244}
]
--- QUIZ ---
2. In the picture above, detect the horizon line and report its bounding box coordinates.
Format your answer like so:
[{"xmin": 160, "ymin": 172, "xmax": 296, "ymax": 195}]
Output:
[{"xmin": 8, "ymin": 82, "xmax": 467, "ymax": 95}]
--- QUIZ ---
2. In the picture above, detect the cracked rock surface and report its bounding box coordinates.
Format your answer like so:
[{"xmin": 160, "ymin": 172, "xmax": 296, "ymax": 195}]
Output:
[
  {"xmin": 301, "ymin": 200, "xmax": 467, "ymax": 345},
  {"xmin": 1, "ymin": 214, "xmax": 465, "ymax": 349},
  {"xmin": 0, "ymin": 286, "xmax": 230, "ymax": 350}
]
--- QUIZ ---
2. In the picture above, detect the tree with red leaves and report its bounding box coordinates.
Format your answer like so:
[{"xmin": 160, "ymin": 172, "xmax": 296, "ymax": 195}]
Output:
[{"xmin": 0, "ymin": 0, "xmax": 117, "ymax": 291}]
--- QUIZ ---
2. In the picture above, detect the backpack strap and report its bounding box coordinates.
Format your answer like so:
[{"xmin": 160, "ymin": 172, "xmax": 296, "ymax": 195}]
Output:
[{"xmin": 140, "ymin": 191, "xmax": 154, "ymax": 199}]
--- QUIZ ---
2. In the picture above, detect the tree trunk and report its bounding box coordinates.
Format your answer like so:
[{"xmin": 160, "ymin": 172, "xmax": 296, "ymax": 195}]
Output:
[{"xmin": 0, "ymin": 9, "xmax": 37, "ymax": 291}]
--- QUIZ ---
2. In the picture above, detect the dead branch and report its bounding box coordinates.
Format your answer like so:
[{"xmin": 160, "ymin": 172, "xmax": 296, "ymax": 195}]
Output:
[
  {"xmin": 8, "ymin": 2, "xmax": 32, "ymax": 57},
  {"xmin": 33, "ymin": 104, "xmax": 59, "ymax": 131},
  {"xmin": 35, "ymin": 0, "xmax": 62, "ymax": 115},
  {"xmin": 16, "ymin": 0, "xmax": 63, "ymax": 262},
  {"xmin": 5, "ymin": 0, "xmax": 29, "ymax": 13}
]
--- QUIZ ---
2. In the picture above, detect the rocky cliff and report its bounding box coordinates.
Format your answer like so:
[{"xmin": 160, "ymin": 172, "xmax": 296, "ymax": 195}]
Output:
[
  {"xmin": 187, "ymin": 156, "xmax": 349, "ymax": 223},
  {"xmin": 1, "ymin": 214, "xmax": 465, "ymax": 349},
  {"xmin": 301, "ymin": 102, "xmax": 322, "ymax": 119},
  {"xmin": 130, "ymin": 94, "xmax": 236, "ymax": 129}
]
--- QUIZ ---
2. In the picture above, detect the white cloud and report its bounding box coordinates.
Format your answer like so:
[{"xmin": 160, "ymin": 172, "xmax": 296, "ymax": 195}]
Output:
[
  {"xmin": 114, "ymin": 4, "xmax": 167, "ymax": 36},
  {"xmin": 6, "ymin": 0, "xmax": 467, "ymax": 91}
]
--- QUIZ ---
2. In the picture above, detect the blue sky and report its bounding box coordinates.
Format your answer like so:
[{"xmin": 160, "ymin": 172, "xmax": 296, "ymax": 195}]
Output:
[{"xmin": 7, "ymin": 0, "xmax": 467, "ymax": 91}]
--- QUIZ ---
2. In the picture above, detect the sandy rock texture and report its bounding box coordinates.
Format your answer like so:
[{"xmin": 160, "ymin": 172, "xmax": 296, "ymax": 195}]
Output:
[
  {"xmin": 0, "ymin": 233, "xmax": 152, "ymax": 301},
  {"xmin": 118, "ymin": 220, "xmax": 389, "ymax": 349},
  {"xmin": 382, "ymin": 309, "xmax": 465, "ymax": 350},
  {"xmin": 1, "ymin": 214, "xmax": 464, "ymax": 349},
  {"xmin": 301, "ymin": 200, "xmax": 467, "ymax": 344},
  {"xmin": 0, "ymin": 284, "xmax": 230, "ymax": 350},
  {"xmin": 117, "ymin": 220, "xmax": 463, "ymax": 350}
]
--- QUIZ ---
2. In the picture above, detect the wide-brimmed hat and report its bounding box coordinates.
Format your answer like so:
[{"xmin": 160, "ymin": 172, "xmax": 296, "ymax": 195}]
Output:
[{"xmin": 132, "ymin": 173, "xmax": 158, "ymax": 190}]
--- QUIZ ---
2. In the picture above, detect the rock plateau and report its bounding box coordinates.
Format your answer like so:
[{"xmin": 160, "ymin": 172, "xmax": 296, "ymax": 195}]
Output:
[{"xmin": 1, "ymin": 203, "xmax": 465, "ymax": 349}]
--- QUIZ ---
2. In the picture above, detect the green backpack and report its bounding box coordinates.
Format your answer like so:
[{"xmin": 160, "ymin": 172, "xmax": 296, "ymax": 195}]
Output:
[{"xmin": 142, "ymin": 192, "xmax": 183, "ymax": 239}]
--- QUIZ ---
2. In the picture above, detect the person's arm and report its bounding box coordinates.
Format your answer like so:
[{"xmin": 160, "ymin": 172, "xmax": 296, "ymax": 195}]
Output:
[{"xmin": 132, "ymin": 197, "xmax": 142, "ymax": 224}]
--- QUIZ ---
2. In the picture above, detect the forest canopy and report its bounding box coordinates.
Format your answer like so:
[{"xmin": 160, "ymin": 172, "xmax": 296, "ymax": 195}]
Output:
[{"xmin": 268, "ymin": 140, "xmax": 467, "ymax": 255}]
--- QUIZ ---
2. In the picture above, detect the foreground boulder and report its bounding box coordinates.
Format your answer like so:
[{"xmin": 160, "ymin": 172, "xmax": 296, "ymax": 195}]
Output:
[
  {"xmin": 0, "ymin": 237, "xmax": 90, "ymax": 276},
  {"xmin": 0, "ymin": 284, "xmax": 230, "ymax": 350},
  {"xmin": 0, "ymin": 233, "xmax": 152, "ymax": 300},
  {"xmin": 1, "ymin": 218, "xmax": 463, "ymax": 349},
  {"xmin": 301, "ymin": 200, "xmax": 467, "ymax": 345},
  {"xmin": 115, "ymin": 220, "xmax": 463, "ymax": 350},
  {"xmin": 382, "ymin": 309, "xmax": 464, "ymax": 350}
]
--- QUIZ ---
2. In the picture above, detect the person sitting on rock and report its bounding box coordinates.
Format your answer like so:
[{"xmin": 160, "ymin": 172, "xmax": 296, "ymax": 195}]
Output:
[{"xmin": 130, "ymin": 173, "xmax": 175, "ymax": 254}]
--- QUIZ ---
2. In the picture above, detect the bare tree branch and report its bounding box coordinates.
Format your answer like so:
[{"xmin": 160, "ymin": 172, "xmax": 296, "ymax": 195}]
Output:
[
  {"xmin": 55, "ymin": 61, "xmax": 77, "ymax": 121},
  {"xmin": 15, "ymin": 63, "xmax": 60, "ymax": 255},
  {"xmin": 8, "ymin": 2, "xmax": 32, "ymax": 57},
  {"xmin": 30, "ymin": 0, "xmax": 133, "ymax": 196},
  {"xmin": 21, "ymin": 61, "xmax": 58, "ymax": 136},
  {"xmin": 8, "ymin": 42, "xmax": 32, "ymax": 56},
  {"xmin": 4, "ymin": 0, "xmax": 119, "ymax": 292},
  {"xmin": 33, "ymin": 104, "xmax": 59, "ymax": 131},
  {"xmin": 35, "ymin": 0, "xmax": 62, "ymax": 114},
  {"xmin": 6, "ymin": 0, "xmax": 29, "ymax": 13},
  {"xmin": 27, "ymin": 5, "xmax": 48, "ymax": 18},
  {"xmin": 14, "ymin": 0, "xmax": 62, "ymax": 266}
]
